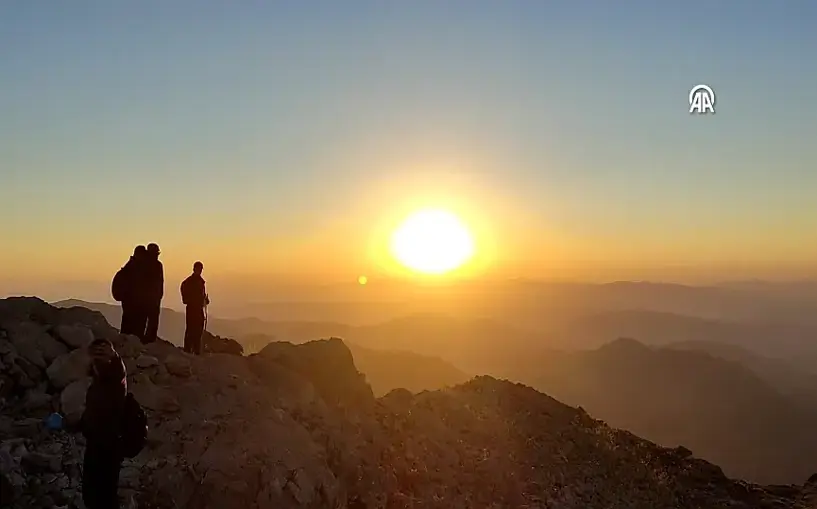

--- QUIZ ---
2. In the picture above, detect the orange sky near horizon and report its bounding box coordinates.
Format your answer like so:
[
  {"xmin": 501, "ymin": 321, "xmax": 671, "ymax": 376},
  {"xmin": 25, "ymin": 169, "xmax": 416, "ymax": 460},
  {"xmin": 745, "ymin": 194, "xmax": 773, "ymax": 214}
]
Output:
[
  {"xmin": 3, "ymin": 198, "xmax": 816, "ymax": 288},
  {"xmin": 3, "ymin": 164, "xmax": 817, "ymax": 286}
]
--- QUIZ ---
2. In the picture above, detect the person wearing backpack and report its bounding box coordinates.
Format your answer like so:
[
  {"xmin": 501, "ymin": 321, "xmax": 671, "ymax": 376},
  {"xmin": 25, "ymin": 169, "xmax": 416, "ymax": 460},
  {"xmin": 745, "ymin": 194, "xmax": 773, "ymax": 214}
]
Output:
[
  {"xmin": 80, "ymin": 339, "xmax": 147, "ymax": 509},
  {"xmin": 143, "ymin": 243, "xmax": 164, "ymax": 343},
  {"xmin": 180, "ymin": 261, "xmax": 210, "ymax": 355},
  {"xmin": 80, "ymin": 339, "xmax": 127, "ymax": 508},
  {"xmin": 112, "ymin": 245, "xmax": 148, "ymax": 338}
]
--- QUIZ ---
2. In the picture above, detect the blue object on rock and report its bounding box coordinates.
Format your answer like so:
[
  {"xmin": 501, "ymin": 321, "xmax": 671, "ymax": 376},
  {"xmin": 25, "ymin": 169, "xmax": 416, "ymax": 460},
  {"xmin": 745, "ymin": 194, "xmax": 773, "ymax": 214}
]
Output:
[{"xmin": 45, "ymin": 413, "xmax": 63, "ymax": 431}]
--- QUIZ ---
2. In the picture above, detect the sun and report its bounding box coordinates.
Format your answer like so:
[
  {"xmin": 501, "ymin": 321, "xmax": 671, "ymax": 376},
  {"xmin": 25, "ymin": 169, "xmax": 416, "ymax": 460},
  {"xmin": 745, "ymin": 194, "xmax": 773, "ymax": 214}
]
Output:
[{"xmin": 390, "ymin": 209, "xmax": 475, "ymax": 274}]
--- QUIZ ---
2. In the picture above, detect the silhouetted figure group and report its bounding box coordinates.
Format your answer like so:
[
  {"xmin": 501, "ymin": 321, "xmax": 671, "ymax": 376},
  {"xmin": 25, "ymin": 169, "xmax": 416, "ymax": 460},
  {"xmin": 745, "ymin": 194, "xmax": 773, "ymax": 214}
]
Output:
[
  {"xmin": 112, "ymin": 243, "xmax": 164, "ymax": 342},
  {"xmin": 85, "ymin": 244, "xmax": 209, "ymax": 508},
  {"xmin": 112, "ymin": 244, "xmax": 209, "ymax": 356}
]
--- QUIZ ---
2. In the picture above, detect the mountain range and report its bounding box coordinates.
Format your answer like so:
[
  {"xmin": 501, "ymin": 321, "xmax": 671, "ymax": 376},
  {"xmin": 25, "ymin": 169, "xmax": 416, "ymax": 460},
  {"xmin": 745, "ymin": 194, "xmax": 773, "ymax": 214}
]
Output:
[
  {"xmin": 52, "ymin": 298, "xmax": 817, "ymax": 483},
  {"xmin": 529, "ymin": 338, "xmax": 817, "ymax": 484},
  {"xmin": 3, "ymin": 296, "xmax": 817, "ymax": 508}
]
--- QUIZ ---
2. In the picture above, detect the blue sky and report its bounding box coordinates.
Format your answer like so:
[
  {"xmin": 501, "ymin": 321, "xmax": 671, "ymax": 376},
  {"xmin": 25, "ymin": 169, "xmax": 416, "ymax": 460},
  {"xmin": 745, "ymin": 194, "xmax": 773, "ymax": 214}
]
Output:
[{"xmin": 1, "ymin": 1, "xmax": 816, "ymax": 283}]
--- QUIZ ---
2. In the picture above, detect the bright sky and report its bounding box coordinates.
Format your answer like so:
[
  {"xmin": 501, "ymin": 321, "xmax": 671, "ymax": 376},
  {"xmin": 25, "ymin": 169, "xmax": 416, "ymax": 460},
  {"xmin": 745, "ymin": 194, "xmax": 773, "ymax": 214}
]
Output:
[{"xmin": 2, "ymin": 1, "xmax": 816, "ymax": 287}]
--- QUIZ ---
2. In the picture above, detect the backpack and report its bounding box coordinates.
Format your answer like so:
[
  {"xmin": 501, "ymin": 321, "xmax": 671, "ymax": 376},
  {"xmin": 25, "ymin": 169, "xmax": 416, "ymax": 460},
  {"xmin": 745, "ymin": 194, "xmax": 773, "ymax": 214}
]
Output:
[
  {"xmin": 111, "ymin": 268, "xmax": 128, "ymax": 302},
  {"xmin": 180, "ymin": 278, "xmax": 191, "ymax": 305},
  {"xmin": 120, "ymin": 393, "xmax": 148, "ymax": 458},
  {"xmin": 180, "ymin": 276, "xmax": 205, "ymax": 307}
]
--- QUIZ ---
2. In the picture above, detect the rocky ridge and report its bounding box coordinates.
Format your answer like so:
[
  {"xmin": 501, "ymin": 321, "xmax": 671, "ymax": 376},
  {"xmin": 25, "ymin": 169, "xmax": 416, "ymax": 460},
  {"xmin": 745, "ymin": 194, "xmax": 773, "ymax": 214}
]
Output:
[{"xmin": 0, "ymin": 297, "xmax": 815, "ymax": 509}]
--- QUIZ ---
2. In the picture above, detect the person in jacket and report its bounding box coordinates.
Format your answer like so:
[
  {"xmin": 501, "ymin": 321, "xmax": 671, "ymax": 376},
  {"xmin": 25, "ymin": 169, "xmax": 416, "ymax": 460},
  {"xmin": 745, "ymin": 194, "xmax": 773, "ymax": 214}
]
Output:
[
  {"xmin": 118, "ymin": 245, "xmax": 148, "ymax": 338},
  {"xmin": 80, "ymin": 339, "xmax": 127, "ymax": 509},
  {"xmin": 143, "ymin": 243, "xmax": 164, "ymax": 343},
  {"xmin": 180, "ymin": 261, "xmax": 209, "ymax": 355}
]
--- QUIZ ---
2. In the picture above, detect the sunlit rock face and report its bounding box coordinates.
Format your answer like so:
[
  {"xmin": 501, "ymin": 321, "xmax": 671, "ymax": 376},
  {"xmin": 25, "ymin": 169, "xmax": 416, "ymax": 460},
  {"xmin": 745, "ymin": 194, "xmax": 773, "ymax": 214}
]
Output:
[{"xmin": 1, "ymin": 296, "xmax": 815, "ymax": 509}]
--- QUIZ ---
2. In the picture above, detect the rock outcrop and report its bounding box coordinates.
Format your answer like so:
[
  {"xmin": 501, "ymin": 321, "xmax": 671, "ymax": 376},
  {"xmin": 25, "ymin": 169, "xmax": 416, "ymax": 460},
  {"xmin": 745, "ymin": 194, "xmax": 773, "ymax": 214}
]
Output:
[
  {"xmin": 1, "ymin": 296, "xmax": 815, "ymax": 509},
  {"xmin": 201, "ymin": 331, "xmax": 243, "ymax": 356}
]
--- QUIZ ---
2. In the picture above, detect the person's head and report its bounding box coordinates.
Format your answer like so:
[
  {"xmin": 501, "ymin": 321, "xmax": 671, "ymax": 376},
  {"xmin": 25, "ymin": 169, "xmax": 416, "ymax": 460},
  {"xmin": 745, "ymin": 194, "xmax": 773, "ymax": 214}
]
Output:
[
  {"xmin": 88, "ymin": 338, "xmax": 116, "ymax": 375},
  {"xmin": 147, "ymin": 243, "xmax": 160, "ymax": 258},
  {"xmin": 193, "ymin": 261, "xmax": 203, "ymax": 275},
  {"xmin": 134, "ymin": 245, "xmax": 147, "ymax": 259}
]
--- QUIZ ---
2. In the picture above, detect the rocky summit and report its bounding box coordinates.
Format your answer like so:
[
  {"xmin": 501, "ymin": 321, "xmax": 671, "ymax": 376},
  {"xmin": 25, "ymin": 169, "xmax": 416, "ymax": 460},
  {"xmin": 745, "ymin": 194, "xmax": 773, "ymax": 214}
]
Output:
[{"xmin": 0, "ymin": 297, "xmax": 815, "ymax": 509}]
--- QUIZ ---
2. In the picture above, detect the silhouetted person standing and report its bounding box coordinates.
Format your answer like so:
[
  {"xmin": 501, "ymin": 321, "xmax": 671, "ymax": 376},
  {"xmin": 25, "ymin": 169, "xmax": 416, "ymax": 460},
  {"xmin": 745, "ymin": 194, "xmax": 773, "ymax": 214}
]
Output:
[
  {"xmin": 81, "ymin": 339, "xmax": 127, "ymax": 509},
  {"xmin": 180, "ymin": 261, "xmax": 209, "ymax": 355},
  {"xmin": 113, "ymin": 245, "xmax": 148, "ymax": 338},
  {"xmin": 143, "ymin": 243, "xmax": 164, "ymax": 343}
]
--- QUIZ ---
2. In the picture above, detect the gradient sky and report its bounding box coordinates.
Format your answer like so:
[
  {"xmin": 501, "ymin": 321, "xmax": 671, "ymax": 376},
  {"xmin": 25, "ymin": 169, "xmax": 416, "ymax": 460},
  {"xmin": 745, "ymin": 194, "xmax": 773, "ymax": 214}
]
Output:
[{"xmin": 2, "ymin": 1, "xmax": 816, "ymax": 290}]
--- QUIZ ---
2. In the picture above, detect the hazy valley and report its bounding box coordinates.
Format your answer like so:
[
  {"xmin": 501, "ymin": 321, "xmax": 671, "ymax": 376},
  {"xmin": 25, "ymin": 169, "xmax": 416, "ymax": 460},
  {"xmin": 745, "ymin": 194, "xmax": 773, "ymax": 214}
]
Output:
[
  {"xmin": 3, "ymin": 296, "xmax": 817, "ymax": 508},
  {"xmin": 51, "ymin": 280, "xmax": 817, "ymax": 485}
]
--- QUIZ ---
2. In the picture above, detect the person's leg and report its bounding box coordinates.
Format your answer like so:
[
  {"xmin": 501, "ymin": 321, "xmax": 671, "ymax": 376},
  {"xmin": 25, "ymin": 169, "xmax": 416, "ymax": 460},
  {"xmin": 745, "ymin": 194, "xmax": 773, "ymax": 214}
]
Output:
[
  {"xmin": 183, "ymin": 309, "xmax": 194, "ymax": 353},
  {"xmin": 192, "ymin": 310, "xmax": 205, "ymax": 355},
  {"xmin": 105, "ymin": 459, "xmax": 122, "ymax": 508},
  {"xmin": 83, "ymin": 448, "xmax": 121, "ymax": 509},
  {"xmin": 144, "ymin": 303, "xmax": 160, "ymax": 343},
  {"xmin": 133, "ymin": 303, "xmax": 148, "ymax": 342},
  {"xmin": 82, "ymin": 449, "xmax": 99, "ymax": 509},
  {"xmin": 119, "ymin": 303, "xmax": 133, "ymax": 336}
]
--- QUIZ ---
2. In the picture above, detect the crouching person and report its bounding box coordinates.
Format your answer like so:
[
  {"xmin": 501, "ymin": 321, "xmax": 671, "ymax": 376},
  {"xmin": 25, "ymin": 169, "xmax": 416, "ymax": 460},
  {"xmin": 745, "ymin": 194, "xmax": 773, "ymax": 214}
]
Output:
[{"xmin": 80, "ymin": 339, "xmax": 147, "ymax": 509}]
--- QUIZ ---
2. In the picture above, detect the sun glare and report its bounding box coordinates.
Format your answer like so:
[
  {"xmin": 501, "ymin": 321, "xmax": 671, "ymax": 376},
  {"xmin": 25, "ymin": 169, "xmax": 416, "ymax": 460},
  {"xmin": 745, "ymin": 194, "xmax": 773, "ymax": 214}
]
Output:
[{"xmin": 390, "ymin": 209, "xmax": 475, "ymax": 275}]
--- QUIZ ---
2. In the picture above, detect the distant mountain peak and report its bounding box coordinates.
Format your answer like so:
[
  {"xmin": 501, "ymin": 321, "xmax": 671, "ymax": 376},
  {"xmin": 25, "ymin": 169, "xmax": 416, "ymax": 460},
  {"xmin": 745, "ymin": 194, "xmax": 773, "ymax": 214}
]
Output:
[{"xmin": 600, "ymin": 336, "xmax": 649, "ymax": 351}]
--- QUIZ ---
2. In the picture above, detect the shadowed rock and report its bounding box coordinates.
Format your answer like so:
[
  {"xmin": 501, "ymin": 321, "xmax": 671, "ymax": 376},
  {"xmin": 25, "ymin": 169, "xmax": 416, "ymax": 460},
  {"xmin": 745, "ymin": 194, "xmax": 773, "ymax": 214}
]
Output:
[
  {"xmin": 1, "ymin": 296, "xmax": 815, "ymax": 509},
  {"xmin": 202, "ymin": 331, "xmax": 243, "ymax": 356}
]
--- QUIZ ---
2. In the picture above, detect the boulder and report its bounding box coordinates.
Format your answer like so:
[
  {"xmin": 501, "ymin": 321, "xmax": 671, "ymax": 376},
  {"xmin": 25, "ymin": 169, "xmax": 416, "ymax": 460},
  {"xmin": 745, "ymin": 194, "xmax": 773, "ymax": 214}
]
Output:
[
  {"xmin": 21, "ymin": 390, "xmax": 52, "ymax": 414},
  {"xmin": 5, "ymin": 322, "xmax": 67, "ymax": 369},
  {"xmin": 46, "ymin": 348, "xmax": 91, "ymax": 389},
  {"xmin": 6, "ymin": 355, "xmax": 38, "ymax": 390},
  {"xmin": 0, "ymin": 297, "xmax": 54, "ymax": 324},
  {"xmin": 203, "ymin": 331, "xmax": 244, "ymax": 356},
  {"xmin": 164, "ymin": 355, "xmax": 191, "ymax": 378},
  {"xmin": 54, "ymin": 305, "xmax": 117, "ymax": 339},
  {"xmin": 11, "ymin": 418, "xmax": 42, "ymax": 438},
  {"xmin": 256, "ymin": 338, "xmax": 373, "ymax": 410},
  {"xmin": 119, "ymin": 465, "xmax": 141, "ymax": 490},
  {"xmin": 52, "ymin": 324, "xmax": 94, "ymax": 349},
  {"xmin": 136, "ymin": 355, "xmax": 160, "ymax": 369},
  {"xmin": 59, "ymin": 378, "xmax": 91, "ymax": 425},
  {"xmin": 380, "ymin": 388, "xmax": 414, "ymax": 411},
  {"xmin": 116, "ymin": 334, "xmax": 146, "ymax": 359},
  {"xmin": 248, "ymin": 358, "xmax": 319, "ymax": 410},
  {"xmin": 0, "ymin": 335, "xmax": 14, "ymax": 356},
  {"xmin": 130, "ymin": 373, "xmax": 180, "ymax": 413},
  {"xmin": 21, "ymin": 452, "xmax": 62, "ymax": 474},
  {"xmin": 13, "ymin": 355, "xmax": 41, "ymax": 382}
]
